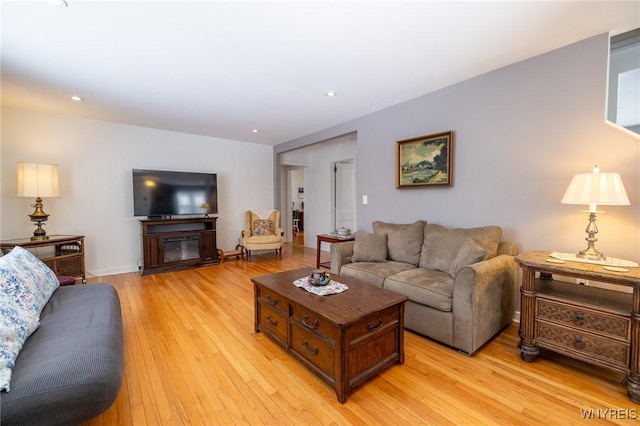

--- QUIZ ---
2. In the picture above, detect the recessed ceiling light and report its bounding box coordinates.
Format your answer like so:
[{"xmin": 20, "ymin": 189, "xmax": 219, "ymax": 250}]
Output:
[
  {"xmin": 252, "ymin": 129, "xmax": 260, "ymax": 133},
  {"xmin": 71, "ymin": 96, "xmax": 84, "ymax": 101},
  {"xmin": 325, "ymin": 91, "xmax": 338, "ymax": 97},
  {"xmin": 48, "ymin": 0, "xmax": 69, "ymax": 7}
]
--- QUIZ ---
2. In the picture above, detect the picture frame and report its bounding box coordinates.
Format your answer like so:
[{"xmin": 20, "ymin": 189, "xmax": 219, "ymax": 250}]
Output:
[
  {"xmin": 396, "ymin": 131, "xmax": 453, "ymax": 188},
  {"xmin": 298, "ymin": 187, "xmax": 304, "ymax": 199}
]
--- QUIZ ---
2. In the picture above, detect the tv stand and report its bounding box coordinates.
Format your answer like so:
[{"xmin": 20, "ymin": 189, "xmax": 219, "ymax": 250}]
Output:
[{"xmin": 140, "ymin": 217, "xmax": 219, "ymax": 275}]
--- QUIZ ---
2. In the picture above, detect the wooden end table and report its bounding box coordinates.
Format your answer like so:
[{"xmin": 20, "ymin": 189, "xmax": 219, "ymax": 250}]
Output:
[
  {"xmin": 316, "ymin": 234, "xmax": 355, "ymax": 269},
  {"xmin": 515, "ymin": 251, "xmax": 640, "ymax": 403},
  {"xmin": 0, "ymin": 235, "xmax": 86, "ymax": 283},
  {"xmin": 252, "ymin": 267, "xmax": 407, "ymax": 403}
]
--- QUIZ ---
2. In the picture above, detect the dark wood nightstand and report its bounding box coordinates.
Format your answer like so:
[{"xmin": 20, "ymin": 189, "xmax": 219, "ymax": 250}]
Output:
[{"xmin": 0, "ymin": 235, "xmax": 86, "ymax": 283}]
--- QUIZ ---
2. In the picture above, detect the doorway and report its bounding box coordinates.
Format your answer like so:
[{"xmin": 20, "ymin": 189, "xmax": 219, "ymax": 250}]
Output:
[{"xmin": 288, "ymin": 167, "xmax": 305, "ymax": 246}]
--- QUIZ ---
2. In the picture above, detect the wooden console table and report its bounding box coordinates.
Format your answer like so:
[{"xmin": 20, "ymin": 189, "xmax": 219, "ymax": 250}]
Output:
[
  {"xmin": 140, "ymin": 217, "xmax": 218, "ymax": 275},
  {"xmin": 316, "ymin": 234, "xmax": 355, "ymax": 269},
  {"xmin": 0, "ymin": 235, "xmax": 86, "ymax": 283},
  {"xmin": 515, "ymin": 251, "xmax": 640, "ymax": 403}
]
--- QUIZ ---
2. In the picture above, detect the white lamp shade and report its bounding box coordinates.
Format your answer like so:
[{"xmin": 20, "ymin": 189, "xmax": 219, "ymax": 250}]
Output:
[
  {"xmin": 16, "ymin": 163, "xmax": 61, "ymax": 198},
  {"xmin": 561, "ymin": 170, "xmax": 629, "ymax": 206}
]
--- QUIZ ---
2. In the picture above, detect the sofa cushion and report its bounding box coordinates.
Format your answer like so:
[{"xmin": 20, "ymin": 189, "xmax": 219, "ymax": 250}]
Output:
[
  {"xmin": 0, "ymin": 284, "xmax": 124, "ymax": 425},
  {"xmin": 340, "ymin": 261, "xmax": 416, "ymax": 288},
  {"xmin": 384, "ymin": 268, "xmax": 454, "ymax": 312},
  {"xmin": 351, "ymin": 232, "xmax": 387, "ymax": 263},
  {"xmin": 448, "ymin": 239, "xmax": 488, "ymax": 277},
  {"xmin": 372, "ymin": 220, "xmax": 426, "ymax": 266},
  {"xmin": 244, "ymin": 234, "xmax": 282, "ymax": 244},
  {"xmin": 419, "ymin": 224, "xmax": 502, "ymax": 272}
]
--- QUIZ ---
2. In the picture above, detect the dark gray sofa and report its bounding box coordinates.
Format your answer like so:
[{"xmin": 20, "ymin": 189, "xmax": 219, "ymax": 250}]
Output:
[{"xmin": 0, "ymin": 284, "xmax": 123, "ymax": 426}]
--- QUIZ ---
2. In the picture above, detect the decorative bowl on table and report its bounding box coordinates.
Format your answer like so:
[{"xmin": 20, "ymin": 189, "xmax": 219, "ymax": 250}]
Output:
[
  {"xmin": 309, "ymin": 270, "xmax": 330, "ymax": 286},
  {"xmin": 335, "ymin": 227, "xmax": 352, "ymax": 237}
]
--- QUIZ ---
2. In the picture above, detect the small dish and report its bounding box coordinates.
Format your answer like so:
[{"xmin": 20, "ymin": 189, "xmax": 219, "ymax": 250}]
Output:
[{"xmin": 603, "ymin": 266, "xmax": 629, "ymax": 273}]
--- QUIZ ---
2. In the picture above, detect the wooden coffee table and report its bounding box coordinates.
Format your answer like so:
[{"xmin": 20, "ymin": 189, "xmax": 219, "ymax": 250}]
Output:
[{"xmin": 252, "ymin": 267, "xmax": 407, "ymax": 403}]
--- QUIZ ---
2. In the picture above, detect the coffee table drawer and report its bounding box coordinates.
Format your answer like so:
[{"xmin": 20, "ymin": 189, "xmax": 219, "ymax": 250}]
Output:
[
  {"xmin": 257, "ymin": 288, "xmax": 288, "ymax": 316},
  {"xmin": 291, "ymin": 304, "xmax": 339, "ymax": 342},
  {"xmin": 258, "ymin": 302, "xmax": 288, "ymax": 347},
  {"xmin": 346, "ymin": 306, "xmax": 400, "ymax": 339},
  {"xmin": 291, "ymin": 324, "xmax": 335, "ymax": 380}
]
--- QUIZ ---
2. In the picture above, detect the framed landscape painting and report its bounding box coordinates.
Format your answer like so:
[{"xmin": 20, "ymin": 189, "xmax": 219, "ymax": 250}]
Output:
[{"xmin": 396, "ymin": 131, "xmax": 453, "ymax": 188}]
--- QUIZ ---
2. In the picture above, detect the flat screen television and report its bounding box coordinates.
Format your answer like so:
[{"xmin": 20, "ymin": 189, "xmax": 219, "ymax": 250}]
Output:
[{"xmin": 132, "ymin": 169, "xmax": 218, "ymax": 217}]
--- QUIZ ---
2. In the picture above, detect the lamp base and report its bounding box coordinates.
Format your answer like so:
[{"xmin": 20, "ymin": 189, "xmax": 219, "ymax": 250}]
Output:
[
  {"xmin": 577, "ymin": 247, "xmax": 605, "ymax": 261},
  {"xmin": 31, "ymin": 221, "xmax": 49, "ymax": 241},
  {"xmin": 575, "ymin": 211, "xmax": 605, "ymax": 261},
  {"xmin": 28, "ymin": 197, "xmax": 50, "ymax": 240}
]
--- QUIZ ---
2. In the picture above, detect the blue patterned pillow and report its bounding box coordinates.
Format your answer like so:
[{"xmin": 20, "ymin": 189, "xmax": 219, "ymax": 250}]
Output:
[
  {"xmin": 0, "ymin": 246, "xmax": 60, "ymax": 317},
  {"xmin": 0, "ymin": 246, "xmax": 60, "ymax": 391},
  {"xmin": 0, "ymin": 295, "xmax": 39, "ymax": 391}
]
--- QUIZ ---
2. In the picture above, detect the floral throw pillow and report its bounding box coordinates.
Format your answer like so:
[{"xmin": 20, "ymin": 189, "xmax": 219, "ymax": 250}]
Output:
[
  {"xmin": 0, "ymin": 246, "xmax": 60, "ymax": 317},
  {"xmin": 0, "ymin": 246, "xmax": 58, "ymax": 391},
  {"xmin": 252, "ymin": 219, "xmax": 274, "ymax": 236},
  {"xmin": 0, "ymin": 295, "xmax": 39, "ymax": 391}
]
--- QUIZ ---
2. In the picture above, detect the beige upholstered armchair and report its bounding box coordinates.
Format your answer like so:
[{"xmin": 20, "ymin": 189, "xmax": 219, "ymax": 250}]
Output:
[{"xmin": 240, "ymin": 210, "xmax": 285, "ymax": 259}]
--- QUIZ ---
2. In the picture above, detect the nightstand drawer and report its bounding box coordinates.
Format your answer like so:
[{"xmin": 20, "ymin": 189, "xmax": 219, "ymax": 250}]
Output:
[
  {"xmin": 536, "ymin": 321, "xmax": 630, "ymax": 372},
  {"xmin": 536, "ymin": 298, "xmax": 630, "ymax": 341}
]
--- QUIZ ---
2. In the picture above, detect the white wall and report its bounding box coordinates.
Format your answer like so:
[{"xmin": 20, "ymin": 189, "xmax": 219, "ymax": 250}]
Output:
[
  {"xmin": 276, "ymin": 34, "xmax": 640, "ymax": 262},
  {"xmin": 1, "ymin": 108, "xmax": 274, "ymax": 276}
]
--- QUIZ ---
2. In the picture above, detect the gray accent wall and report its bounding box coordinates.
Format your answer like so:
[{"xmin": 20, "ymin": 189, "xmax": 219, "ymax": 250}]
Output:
[{"xmin": 276, "ymin": 34, "xmax": 640, "ymax": 261}]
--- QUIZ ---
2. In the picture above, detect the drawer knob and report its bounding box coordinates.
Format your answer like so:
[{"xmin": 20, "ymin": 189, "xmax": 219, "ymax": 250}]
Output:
[
  {"xmin": 302, "ymin": 340, "xmax": 319, "ymax": 356},
  {"xmin": 266, "ymin": 295, "xmax": 278, "ymax": 306},
  {"xmin": 367, "ymin": 318, "xmax": 383, "ymax": 331},
  {"xmin": 266, "ymin": 315, "xmax": 278, "ymax": 326},
  {"xmin": 302, "ymin": 315, "xmax": 319, "ymax": 329},
  {"xmin": 573, "ymin": 336, "xmax": 585, "ymax": 350},
  {"xmin": 571, "ymin": 313, "xmax": 584, "ymax": 325}
]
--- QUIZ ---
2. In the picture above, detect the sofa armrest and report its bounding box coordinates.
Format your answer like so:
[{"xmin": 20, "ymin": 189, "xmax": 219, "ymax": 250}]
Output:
[
  {"xmin": 451, "ymin": 254, "xmax": 517, "ymax": 354},
  {"xmin": 498, "ymin": 241, "xmax": 517, "ymax": 256},
  {"xmin": 276, "ymin": 227, "xmax": 285, "ymax": 236},
  {"xmin": 330, "ymin": 240, "xmax": 355, "ymax": 275},
  {"xmin": 241, "ymin": 228, "xmax": 251, "ymax": 239}
]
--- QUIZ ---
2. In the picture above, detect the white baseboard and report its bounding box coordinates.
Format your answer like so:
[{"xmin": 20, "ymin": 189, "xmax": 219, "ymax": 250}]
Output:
[{"xmin": 513, "ymin": 310, "xmax": 521, "ymax": 323}]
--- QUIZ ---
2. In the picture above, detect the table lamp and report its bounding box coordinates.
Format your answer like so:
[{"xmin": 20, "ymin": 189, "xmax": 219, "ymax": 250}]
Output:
[
  {"xmin": 561, "ymin": 165, "xmax": 629, "ymax": 260},
  {"xmin": 16, "ymin": 162, "xmax": 61, "ymax": 240}
]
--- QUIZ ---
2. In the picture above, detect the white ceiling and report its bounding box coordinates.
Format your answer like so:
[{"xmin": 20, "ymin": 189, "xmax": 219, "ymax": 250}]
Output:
[{"xmin": 2, "ymin": 1, "xmax": 639, "ymax": 146}]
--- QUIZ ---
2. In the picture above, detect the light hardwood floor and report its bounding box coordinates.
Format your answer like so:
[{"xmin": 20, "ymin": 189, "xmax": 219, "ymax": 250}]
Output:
[{"xmin": 85, "ymin": 243, "xmax": 638, "ymax": 425}]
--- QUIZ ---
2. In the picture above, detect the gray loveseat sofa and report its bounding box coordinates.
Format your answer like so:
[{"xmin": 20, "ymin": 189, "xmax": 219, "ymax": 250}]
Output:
[
  {"xmin": 0, "ymin": 282, "xmax": 123, "ymax": 425},
  {"xmin": 330, "ymin": 220, "xmax": 517, "ymax": 354}
]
